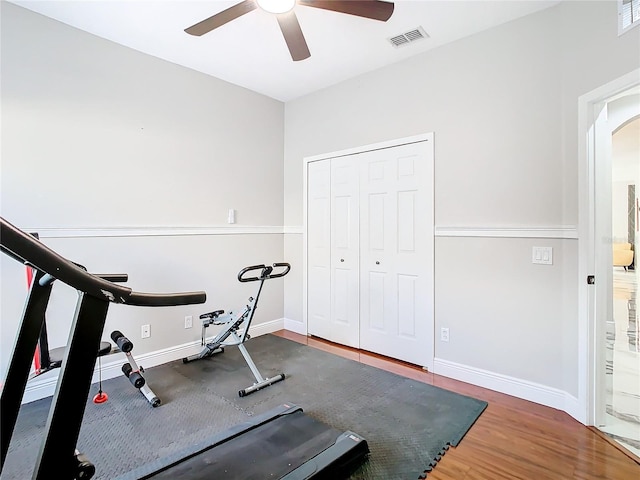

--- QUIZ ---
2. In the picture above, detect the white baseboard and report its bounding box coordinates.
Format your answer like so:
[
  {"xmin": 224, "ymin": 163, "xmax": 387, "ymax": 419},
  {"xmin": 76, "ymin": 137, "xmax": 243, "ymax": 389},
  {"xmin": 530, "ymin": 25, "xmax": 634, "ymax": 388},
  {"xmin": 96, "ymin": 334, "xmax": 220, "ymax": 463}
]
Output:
[
  {"xmin": 247, "ymin": 318, "xmax": 284, "ymax": 337},
  {"xmin": 562, "ymin": 393, "xmax": 585, "ymax": 424},
  {"xmin": 433, "ymin": 357, "xmax": 568, "ymax": 412},
  {"xmin": 283, "ymin": 318, "xmax": 306, "ymax": 335},
  {"xmin": 23, "ymin": 324, "xmax": 585, "ymax": 424},
  {"xmin": 21, "ymin": 318, "xmax": 286, "ymax": 405}
]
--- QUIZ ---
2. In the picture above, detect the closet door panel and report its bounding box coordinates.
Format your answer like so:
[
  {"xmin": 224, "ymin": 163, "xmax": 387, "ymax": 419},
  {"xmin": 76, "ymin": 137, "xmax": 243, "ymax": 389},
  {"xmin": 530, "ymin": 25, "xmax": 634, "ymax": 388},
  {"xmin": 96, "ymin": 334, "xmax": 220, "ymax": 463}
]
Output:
[
  {"xmin": 307, "ymin": 160, "xmax": 332, "ymax": 340},
  {"xmin": 329, "ymin": 156, "xmax": 360, "ymax": 347},
  {"xmin": 359, "ymin": 142, "xmax": 432, "ymax": 366},
  {"xmin": 397, "ymin": 274, "xmax": 417, "ymax": 337},
  {"xmin": 359, "ymin": 148, "xmax": 397, "ymax": 357},
  {"xmin": 367, "ymin": 271, "xmax": 385, "ymax": 331}
]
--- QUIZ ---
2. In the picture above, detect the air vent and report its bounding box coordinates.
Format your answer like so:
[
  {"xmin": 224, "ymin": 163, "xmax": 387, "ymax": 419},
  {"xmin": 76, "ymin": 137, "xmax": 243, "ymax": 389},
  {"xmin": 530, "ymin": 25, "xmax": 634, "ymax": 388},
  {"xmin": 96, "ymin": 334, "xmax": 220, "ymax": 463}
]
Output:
[{"xmin": 388, "ymin": 26, "xmax": 429, "ymax": 48}]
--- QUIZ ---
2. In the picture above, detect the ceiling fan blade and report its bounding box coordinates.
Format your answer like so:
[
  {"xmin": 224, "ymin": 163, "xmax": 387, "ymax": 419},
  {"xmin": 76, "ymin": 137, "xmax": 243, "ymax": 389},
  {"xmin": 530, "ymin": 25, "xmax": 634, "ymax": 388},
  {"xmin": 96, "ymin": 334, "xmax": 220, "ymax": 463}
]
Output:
[
  {"xmin": 276, "ymin": 11, "xmax": 311, "ymax": 61},
  {"xmin": 298, "ymin": 0, "xmax": 394, "ymax": 22},
  {"xmin": 185, "ymin": 0, "xmax": 257, "ymax": 36}
]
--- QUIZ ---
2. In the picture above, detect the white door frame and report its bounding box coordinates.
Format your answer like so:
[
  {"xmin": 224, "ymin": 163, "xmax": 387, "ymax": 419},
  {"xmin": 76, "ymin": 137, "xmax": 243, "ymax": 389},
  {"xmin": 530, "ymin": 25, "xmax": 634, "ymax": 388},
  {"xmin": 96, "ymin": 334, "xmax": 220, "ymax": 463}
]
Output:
[
  {"xmin": 301, "ymin": 133, "xmax": 435, "ymax": 368},
  {"xmin": 578, "ymin": 68, "xmax": 640, "ymax": 425}
]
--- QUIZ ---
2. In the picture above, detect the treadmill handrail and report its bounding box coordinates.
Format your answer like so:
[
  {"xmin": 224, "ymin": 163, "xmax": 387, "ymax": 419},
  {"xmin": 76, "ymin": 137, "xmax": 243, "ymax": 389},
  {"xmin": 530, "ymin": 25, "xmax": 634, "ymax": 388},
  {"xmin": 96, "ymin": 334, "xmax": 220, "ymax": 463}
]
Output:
[{"xmin": 0, "ymin": 217, "xmax": 206, "ymax": 306}]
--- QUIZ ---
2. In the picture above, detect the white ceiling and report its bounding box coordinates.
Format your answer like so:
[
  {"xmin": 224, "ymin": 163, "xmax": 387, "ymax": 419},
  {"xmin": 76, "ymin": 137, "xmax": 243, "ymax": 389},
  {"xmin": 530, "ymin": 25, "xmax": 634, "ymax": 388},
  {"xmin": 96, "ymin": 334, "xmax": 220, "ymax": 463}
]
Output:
[{"xmin": 10, "ymin": 0, "xmax": 560, "ymax": 102}]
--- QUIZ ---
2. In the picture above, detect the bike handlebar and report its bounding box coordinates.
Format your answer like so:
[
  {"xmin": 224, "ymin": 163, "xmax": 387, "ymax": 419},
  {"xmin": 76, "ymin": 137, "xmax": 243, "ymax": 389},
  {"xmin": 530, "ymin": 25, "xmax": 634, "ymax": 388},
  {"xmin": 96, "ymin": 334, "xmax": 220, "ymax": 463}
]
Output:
[
  {"xmin": 238, "ymin": 262, "xmax": 291, "ymax": 282},
  {"xmin": 0, "ymin": 217, "xmax": 206, "ymax": 307}
]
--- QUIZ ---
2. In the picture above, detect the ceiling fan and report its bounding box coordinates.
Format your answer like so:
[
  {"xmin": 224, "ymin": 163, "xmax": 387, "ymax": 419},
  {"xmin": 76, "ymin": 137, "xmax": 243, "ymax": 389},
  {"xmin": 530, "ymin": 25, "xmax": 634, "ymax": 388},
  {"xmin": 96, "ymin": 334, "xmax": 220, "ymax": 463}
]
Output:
[{"xmin": 184, "ymin": 0, "xmax": 395, "ymax": 62}]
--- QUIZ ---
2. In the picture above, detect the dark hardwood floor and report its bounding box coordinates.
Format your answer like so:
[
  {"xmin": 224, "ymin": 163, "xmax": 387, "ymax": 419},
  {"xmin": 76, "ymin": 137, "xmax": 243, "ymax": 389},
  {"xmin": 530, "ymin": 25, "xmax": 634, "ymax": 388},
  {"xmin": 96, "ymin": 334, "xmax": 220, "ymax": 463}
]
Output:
[{"xmin": 273, "ymin": 330, "xmax": 640, "ymax": 480}]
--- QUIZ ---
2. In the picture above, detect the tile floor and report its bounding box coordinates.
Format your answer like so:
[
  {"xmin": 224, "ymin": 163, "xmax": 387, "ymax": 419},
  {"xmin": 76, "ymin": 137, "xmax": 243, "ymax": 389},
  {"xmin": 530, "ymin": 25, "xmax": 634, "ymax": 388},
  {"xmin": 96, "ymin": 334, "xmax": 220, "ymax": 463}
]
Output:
[{"xmin": 601, "ymin": 267, "xmax": 640, "ymax": 457}]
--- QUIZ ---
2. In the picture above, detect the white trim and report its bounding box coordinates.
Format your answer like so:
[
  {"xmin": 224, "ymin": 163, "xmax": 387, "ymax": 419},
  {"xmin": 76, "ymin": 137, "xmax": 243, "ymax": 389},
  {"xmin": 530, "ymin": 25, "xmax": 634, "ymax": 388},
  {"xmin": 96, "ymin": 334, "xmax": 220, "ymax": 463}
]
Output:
[
  {"xmin": 284, "ymin": 317, "xmax": 307, "ymax": 335},
  {"xmin": 21, "ymin": 318, "xmax": 285, "ymax": 404},
  {"xmin": 301, "ymin": 146, "xmax": 310, "ymax": 337},
  {"xmin": 18, "ymin": 225, "xmax": 286, "ymax": 239},
  {"xmin": 578, "ymin": 68, "xmax": 640, "ymax": 426},
  {"xmin": 435, "ymin": 225, "xmax": 578, "ymax": 239},
  {"xmin": 564, "ymin": 393, "xmax": 584, "ymax": 423},
  {"xmin": 304, "ymin": 133, "xmax": 431, "ymax": 163},
  {"xmin": 283, "ymin": 226, "xmax": 303, "ymax": 235},
  {"xmin": 291, "ymin": 225, "xmax": 578, "ymax": 239},
  {"xmin": 245, "ymin": 318, "xmax": 285, "ymax": 337},
  {"xmin": 433, "ymin": 358, "xmax": 576, "ymax": 414}
]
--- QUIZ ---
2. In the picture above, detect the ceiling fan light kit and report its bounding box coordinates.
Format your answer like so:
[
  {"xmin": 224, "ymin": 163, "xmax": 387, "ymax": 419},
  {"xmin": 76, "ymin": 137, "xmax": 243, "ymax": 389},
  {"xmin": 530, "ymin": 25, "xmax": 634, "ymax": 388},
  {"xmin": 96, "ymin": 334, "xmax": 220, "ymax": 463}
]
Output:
[
  {"xmin": 184, "ymin": 0, "xmax": 395, "ymax": 62},
  {"xmin": 257, "ymin": 0, "xmax": 296, "ymax": 14}
]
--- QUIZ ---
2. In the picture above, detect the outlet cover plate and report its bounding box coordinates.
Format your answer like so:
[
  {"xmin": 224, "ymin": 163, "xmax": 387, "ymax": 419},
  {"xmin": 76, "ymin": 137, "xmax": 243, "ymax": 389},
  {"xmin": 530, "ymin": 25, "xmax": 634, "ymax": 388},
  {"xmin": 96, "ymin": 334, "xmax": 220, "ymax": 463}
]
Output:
[{"xmin": 440, "ymin": 327, "xmax": 450, "ymax": 342}]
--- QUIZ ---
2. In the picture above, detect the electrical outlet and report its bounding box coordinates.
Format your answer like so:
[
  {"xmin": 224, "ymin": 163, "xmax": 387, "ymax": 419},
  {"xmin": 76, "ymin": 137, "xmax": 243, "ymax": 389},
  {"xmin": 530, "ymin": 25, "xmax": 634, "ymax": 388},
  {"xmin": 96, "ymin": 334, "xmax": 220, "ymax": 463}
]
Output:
[
  {"xmin": 141, "ymin": 324, "xmax": 150, "ymax": 339},
  {"xmin": 440, "ymin": 327, "xmax": 450, "ymax": 342},
  {"xmin": 185, "ymin": 315, "xmax": 193, "ymax": 329}
]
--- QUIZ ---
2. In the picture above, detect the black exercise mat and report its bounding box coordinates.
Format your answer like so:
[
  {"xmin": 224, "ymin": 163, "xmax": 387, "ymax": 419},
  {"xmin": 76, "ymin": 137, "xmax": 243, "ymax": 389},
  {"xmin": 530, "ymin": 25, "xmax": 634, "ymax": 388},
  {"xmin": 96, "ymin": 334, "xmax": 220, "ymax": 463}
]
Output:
[{"xmin": 2, "ymin": 334, "xmax": 487, "ymax": 479}]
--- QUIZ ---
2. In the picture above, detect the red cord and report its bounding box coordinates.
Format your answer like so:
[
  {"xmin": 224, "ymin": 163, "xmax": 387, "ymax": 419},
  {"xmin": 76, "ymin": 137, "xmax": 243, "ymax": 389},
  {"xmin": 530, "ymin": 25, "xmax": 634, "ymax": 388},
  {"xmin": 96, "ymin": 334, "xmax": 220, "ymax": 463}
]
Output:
[{"xmin": 92, "ymin": 355, "xmax": 108, "ymax": 404}]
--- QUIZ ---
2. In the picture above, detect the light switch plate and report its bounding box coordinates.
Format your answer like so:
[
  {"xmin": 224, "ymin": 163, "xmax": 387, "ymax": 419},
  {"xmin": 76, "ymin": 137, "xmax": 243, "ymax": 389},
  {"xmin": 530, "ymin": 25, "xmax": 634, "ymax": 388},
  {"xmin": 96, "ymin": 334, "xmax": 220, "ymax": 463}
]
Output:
[{"xmin": 532, "ymin": 246, "xmax": 553, "ymax": 265}]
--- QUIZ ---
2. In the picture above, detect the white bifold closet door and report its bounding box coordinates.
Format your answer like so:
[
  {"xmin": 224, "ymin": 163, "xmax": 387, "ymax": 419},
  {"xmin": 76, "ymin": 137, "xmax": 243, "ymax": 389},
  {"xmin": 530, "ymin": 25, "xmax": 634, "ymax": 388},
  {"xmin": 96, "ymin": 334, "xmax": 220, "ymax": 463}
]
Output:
[
  {"xmin": 328, "ymin": 155, "xmax": 361, "ymax": 347},
  {"xmin": 307, "ymin": 161, "xmax": 333, "ymax": 343},
  {"xmin": 307, "ymin": 139, "xmax": 433, "ymax": 367},
  {"xmin": 306, "ymin": 156, "xmax": 361, "ymax": 348},
  {"xmin": 358, "ymin": 143, "xmax": 431, "ymax": 365}
]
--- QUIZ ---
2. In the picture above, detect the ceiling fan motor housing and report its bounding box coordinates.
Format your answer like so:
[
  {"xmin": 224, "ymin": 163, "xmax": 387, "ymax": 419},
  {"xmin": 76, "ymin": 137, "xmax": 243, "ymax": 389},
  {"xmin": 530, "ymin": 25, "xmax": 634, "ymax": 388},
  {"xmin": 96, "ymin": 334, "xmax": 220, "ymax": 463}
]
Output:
[{"xmin": 184, "ymin": 0, "xmax": 395, "ymax": 61}]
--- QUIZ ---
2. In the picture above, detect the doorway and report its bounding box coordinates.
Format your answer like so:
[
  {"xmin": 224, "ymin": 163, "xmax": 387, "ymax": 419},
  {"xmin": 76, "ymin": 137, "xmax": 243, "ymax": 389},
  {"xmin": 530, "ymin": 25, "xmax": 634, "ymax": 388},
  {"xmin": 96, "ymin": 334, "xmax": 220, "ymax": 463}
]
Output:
[
  {"xmin": 601, "ymin": 104, "xmax": 640, "ymax": 456},
  {"xmin": 579, "ymin": 70, "xmax": 640, "ymax": 457}
]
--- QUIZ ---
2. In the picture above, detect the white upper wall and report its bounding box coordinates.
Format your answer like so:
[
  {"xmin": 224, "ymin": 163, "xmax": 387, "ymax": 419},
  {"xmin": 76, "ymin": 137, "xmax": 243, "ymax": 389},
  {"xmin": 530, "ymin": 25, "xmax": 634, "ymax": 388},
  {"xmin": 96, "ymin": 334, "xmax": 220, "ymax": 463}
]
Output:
[
  {"xmin": 282, "ymin": 0, "xmax": 639, "ymax": 401},
  {"xmin": 284, "ymin": 1, "xmax": 639, "ymax": 228},
  {"xmin": 0, "ymin": 2, "xmax": 286, "ymax": 380},
  {"xmin": 1, "ymin": 2, "xmax": 284, "ymax": 229}
]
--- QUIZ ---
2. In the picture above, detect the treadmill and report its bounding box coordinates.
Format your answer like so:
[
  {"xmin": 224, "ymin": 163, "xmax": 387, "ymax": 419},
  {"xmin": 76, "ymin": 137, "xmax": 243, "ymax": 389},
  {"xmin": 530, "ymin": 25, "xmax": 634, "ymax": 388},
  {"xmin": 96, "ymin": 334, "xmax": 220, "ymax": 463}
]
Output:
[
  {"xmin": 0, "ymin": 216, "xmax": 369, "ymax": 480},
  {"xmin": 121, "ymin": 403, "xmax": 368, "ymax": 480}
]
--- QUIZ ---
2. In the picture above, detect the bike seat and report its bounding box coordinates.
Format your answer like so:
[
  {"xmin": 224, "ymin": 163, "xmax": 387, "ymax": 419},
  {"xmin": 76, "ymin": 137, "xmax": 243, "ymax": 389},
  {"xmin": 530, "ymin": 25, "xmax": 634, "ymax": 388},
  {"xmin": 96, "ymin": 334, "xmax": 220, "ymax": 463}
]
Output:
[
  {"xmin": 48, "ymin": 341, "xmax": 112, "ymax": 369},
  {"xmin": 199, "ymin": 310, "xmax": 224, "ymax": 320}
]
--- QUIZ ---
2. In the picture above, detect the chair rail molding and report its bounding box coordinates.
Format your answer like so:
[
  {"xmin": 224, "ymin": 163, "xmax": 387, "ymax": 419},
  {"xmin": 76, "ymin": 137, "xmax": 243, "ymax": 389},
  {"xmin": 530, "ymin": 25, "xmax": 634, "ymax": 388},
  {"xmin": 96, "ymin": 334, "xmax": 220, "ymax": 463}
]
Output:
[
  {"xmin": 435, "ymin": 225, "xmax": 578, "ymax": 239},
  {"xmin": 15, "ymin": 225, "xmax": 286, "ymax": 239}
]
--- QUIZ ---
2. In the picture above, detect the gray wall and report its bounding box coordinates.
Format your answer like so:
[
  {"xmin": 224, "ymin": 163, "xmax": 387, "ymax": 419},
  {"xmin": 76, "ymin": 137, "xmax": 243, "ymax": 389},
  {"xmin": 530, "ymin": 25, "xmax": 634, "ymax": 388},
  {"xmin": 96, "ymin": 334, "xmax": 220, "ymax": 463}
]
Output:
[
  {"xmin": 0, "ymin": 3, "xmax": 285, "ymax": 378},
  {"xmin": 283, "ymin": 1, "xmax": 640, "ymax": 399}
]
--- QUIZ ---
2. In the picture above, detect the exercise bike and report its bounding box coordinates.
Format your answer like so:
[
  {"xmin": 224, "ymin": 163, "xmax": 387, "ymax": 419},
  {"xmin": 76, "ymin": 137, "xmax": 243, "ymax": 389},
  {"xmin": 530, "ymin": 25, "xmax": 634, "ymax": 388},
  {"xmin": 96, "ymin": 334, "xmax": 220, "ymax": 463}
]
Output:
[{"xmin": 183, "ymin": 262, "xmax": 290, "ymax": 397}]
